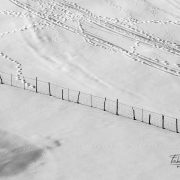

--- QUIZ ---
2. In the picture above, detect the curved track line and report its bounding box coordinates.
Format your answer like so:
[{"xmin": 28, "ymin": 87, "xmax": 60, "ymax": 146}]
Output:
[
  {"xmin": 0, "ymin": 21, "xmax": 51, "ymax": 88},
  {"xmin": 8, "ymin": 0, "xmax": 180, "ymax": 77}
]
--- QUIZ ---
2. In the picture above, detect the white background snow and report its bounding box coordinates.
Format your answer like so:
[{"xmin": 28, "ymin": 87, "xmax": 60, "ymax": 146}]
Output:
[{"xmin": 1, "ymin": 0, "xmax": 180, "ymax": 179}]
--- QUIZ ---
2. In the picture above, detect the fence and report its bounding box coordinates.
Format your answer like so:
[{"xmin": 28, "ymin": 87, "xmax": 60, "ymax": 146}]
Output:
[{"xmin": 0, "ymin": 71, "xmax": 179, "ymax": 134}]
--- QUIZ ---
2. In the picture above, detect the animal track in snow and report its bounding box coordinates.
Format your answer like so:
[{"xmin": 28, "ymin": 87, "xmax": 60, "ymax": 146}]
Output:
[
  {"xmin": 0, "ymin": 19, "xmax": 51, "ymax": 88},
  {"xmin": 0, "ymin": 10, "xmax": 34, "ymax": 18},
  {"xmin": 131, "ymin": 41, "xmax": 140, "ymax": 54},
  {"xmin": 0, "ymin": 6, "xmax": 54, "ymax": 86},
  {"xmin": 136, "ymin": 19, "xmax": 180, "ymax": 26},
  {"xmin": 0, "ymin": 52, "xmax": 35, "ymax": 88},
  {"xmin": 5, "ymin": 0, "xmax": 180, "ymax": 78},
  {"xmin": 0, "ymin": 21, "xmax": 50, "ymax": 38}
]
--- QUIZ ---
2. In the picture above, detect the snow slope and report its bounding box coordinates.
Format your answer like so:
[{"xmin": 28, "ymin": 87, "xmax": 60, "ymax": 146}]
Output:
[
  {"xmin": 1, "ymin": 1, "xmax": 180, "ymax": 179},
  {"xmin": 0, "ymin": 85, "xmax": 180, "ymax": 180},
  {"xmin": 1, "ymin": 0, "xmax": 180, "ymax": 118}
]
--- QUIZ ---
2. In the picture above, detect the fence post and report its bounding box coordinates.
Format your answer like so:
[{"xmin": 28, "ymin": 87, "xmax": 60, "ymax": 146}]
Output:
[
  {"xmin": 90, "ymin": 94, "xmax": 93, "ymax": 107},
  {"xmin": 35, "ymin": 77, "xmax": 38, "ymax": 93},
  {"xmin": 77, "ymin": 91, "xmax": 80, "ymax": 104},
  {"xmin": 149, "ymin": 114, "xmax": 151, "ymax": 125},
  {"xmin": 104, "ymin": 97, "xmax": 107, "ymax": 111},
  {"xmin": 48, "ymin": 82, "xmax": 51, "ymax": 96},
  {"xmin": 176, "ymin": 119, "xmax": 179, "ymax": 133},
  {"xmin": 116, "ymin": 99, "xmax": 119, "ymax": 115},
  {"xmin": 162, "ymin": 115, "xmax": 165, "ymax": 129},
  {"xmin": 0, "ymin": 75, "xmax": 3, "ymax": 84},
  {"xmin": 62, "ymin": 89, "xmax": 64, "ymax": 100},
  {"xmin": 141, "ymin": 109, "xmax": 144, "ymax": 122},
  {"xmin": 132, "ymin": 107, "xmax": 136, "ymax": 120},
  {"xmin": 68, "ymin": 88, "xmax": 70, "ymax": 101},
  {"xmin": 23, "ymin": 80, "xmax": 25, "ymax": 90},
  {"xmin": 11, "ymin": 74, "xmax": 13, "ymax": 86}
]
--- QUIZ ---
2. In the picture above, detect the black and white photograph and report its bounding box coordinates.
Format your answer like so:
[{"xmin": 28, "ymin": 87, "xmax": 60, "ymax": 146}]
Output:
[{"xmin": 1, "ymin": 0, "xmax": 180, "ymax": 179}]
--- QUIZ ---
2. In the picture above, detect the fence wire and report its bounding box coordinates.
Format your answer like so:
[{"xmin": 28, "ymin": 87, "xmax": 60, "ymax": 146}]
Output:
[{"xmin": 0, "ymin": 71, "xmax": 179, "ymax": 134}]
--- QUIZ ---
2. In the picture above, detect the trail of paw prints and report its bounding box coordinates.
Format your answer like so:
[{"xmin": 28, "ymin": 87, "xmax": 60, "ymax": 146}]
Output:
[
  {"xmin": 125, "ymin": 18, "xmax": 180, "ymax": 51},
  {"xmin": 130, "ymin": 41, "xmax": 180, "ymax": 69},
  {"xmin": 0, "ymin": 21, "xmax": 51, "ymax": 38},
  {"xmin": 123, "ymin": 17, "xmax": 180, "ymax": 26},
  {"xmin": 121, "ymin": 19, "xmax": 180, "ymax": 54},
  {"xmin": 0, "ymin": 52, "xmax": 35, "ymax": 89},
  {"xmin": 77, "ymin": 21, "xmax": 95, "ymax": 45},
  {"xmin": 131, "ymin": 41, "xmax": 140, "ymax": 54},
  {"xmin": 137, "ymin": 19, "xmax": 180, "ymax": 26},
  {"xmin": 77, "ymin": 16, "xmax": 180, "ymax": 70},
  {"xmin": 0, "ymin": 10, "xmax": 34, "ymax": 18},
  {"xmin": 0, "ymin": 20, "xmax": 52, "ymax": 88}
]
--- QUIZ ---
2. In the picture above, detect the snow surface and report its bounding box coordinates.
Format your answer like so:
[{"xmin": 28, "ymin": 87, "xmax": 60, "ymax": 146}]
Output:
[
  {"xmin": 1, "ymin": 0, "xmax": 180, "ymax": 117},
  {"xmin": 1, "ymin": 0, "xmax": 180, "ymax": 179},
  {"xmin": 0, "ymin": 85, "xmax": 180, "ymax": 180}
]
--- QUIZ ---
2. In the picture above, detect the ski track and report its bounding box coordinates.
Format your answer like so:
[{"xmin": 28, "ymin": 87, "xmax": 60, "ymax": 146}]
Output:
[{"xmin": 1, "ymin": 0, "xmax": 180, "ymax": 82}]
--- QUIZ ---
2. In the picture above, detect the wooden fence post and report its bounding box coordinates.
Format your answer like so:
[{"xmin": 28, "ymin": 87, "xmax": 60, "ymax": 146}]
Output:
[
  {"xmin": 68, "ymin": 88, "xmax": 70, "ymax": 101},
  {"xmin": 116, "ymin": 99, "xmax": 119, "ymax": 115},
  {"xmin": 132, "ymin": 107, "xmax": 136, "ymax": 120},
  {"xmin": 162, "ymin": 115, "xmax": 165, "ymax": 129},
  {"xmin": 141, "ymin": 109, "xmax": 144, "ymax": 122},
  {"xmin": 77, "ymin": 91, "xmax": 80, "ymax": 104},
  {"xmin": 23, "ymin": 80, "xmax": 25, "ymax": 90},
  {"xmin": 48, "ymin": 82, "xmax": 51, "ymax": 96},
  {"xmin": 104, "ymin": 97, "xmax": 106, "ymax": 111},
  {"xmin": 35, "ymin": 77, "xmax": 38, "ymax": 93},
  {"xmin": 0, "ymin": 75, "xmax": 3, "ymax": 84},
  {"xmin": 149, "ymin": 114, "xmax": 151, "ymax": 125},
  {"xmin": 11, "ymin": 74, "xmax": 13, "ymax": 86},
  {"xmin": 176, "ymin": 119, "xmax": 179, "ymax": 133},
  {"xmin": 62, "ymin": 89, "xmax": 64, "ymax": 100},
  {"xmin": 90, "ymin": 94, "xmax": 93, "ymax": 107}
]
